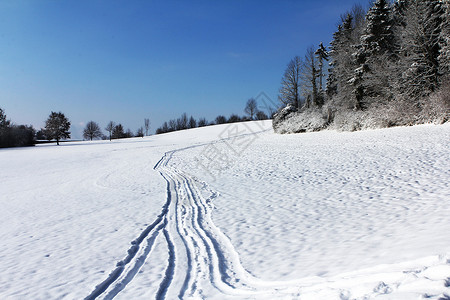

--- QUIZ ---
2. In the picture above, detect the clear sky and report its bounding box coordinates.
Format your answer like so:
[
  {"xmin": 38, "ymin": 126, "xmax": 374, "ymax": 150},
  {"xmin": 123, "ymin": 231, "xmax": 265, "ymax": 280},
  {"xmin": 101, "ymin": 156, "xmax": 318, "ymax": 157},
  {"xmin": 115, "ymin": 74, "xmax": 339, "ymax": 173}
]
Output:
[{"xmin": 0, "ymin": 0, "xmax": 370, "ymax": 139}]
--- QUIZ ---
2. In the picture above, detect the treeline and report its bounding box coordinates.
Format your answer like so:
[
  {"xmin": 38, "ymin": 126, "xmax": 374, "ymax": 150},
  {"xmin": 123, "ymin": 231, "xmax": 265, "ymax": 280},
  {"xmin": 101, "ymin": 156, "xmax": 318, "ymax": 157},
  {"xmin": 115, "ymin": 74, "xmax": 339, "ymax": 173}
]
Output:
[
  {"xmin": 102, "ymin": 119, "xmax": 150, "ymax": 141},
  {"xmin": 155, "ymin": 98, "xmax": 269, "ymax": 134},
  {"xmin": 2, "ymin": 95, "xmax": 273, "ymax": 147},
  {"xmin": 1, "ymin": 108, "xmax": 152, "ymax": 148},
  {"xmin": 0, "ymin": 108, "xmax": 36, "ymax": 148},
  {"xmin": 274, "ymin": 0, "xmax": 449, "ymax": 133},
  {"xmin": 1, "ymin": 109, "xmax": 75, "ymax": 147},
  {"xmin": 0, "ymin": 110, "xmax": 35, "ymax": 148}
]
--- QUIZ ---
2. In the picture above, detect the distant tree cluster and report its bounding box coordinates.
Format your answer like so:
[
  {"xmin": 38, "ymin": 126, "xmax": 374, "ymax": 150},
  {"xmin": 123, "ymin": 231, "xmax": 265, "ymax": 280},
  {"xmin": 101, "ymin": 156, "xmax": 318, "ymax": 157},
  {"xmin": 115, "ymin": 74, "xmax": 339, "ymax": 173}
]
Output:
[
  {"xmin": 0, "ymin": 109, "xmax": 72, "ymax": 148},
  {"xmin": 155, "ymin": 98, "xmax": 269, "ymax": 135},
  {"xmin": 0, "ymin": 106, "xmax": 153, "ymax": 148},
  {"xmin": 156, "ymin": 113, "xmax": 209, "ymax": 134},
  {"xmin": 275, "ymin": 0, "xmax": 449, "ymax": 133},
  {"xmin": 0, "ymin": 108, "xmax": 36, "ymax": 148},
  {"xmin": 102, "ymin": 119, "xmax": 150, "ymax": 141}
]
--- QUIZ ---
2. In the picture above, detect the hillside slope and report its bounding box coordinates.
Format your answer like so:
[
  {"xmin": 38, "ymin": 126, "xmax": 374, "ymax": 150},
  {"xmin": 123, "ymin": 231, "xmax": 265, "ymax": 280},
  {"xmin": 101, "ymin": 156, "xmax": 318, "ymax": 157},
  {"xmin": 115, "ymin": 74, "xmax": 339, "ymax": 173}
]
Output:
[{"xmin": 0, "ymin": 121, "xmax": 449, "ymax": 299}]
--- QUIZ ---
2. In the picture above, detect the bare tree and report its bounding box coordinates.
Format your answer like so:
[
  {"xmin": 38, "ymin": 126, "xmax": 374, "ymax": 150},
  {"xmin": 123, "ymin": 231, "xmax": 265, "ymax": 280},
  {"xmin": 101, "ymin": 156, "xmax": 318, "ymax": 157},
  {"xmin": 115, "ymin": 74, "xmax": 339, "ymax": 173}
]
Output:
[
  {"xmin": 83, "ymin": 121, "xmax": 102, "ymax": 141},
  {"xmin": 256, "ymin": 110, "xmax": 268, "ymax": 120},
  {"xmin": 144, "ymin": 118, "xmax": 150, "ymax": 136},
  {"xmin": 341, "ymin": 3, "xmax": 366, "ymax": 39},
  {"xmin": 124, "ymin": 128, "xmax": 133, "ymax": 138},
  {"xmin": 168, "ymin": 119, "xmax": 177, "ymax": 131},
  {"xmin": 105, "ymin": 121, "xmax": 115, "ymax": 141},
  {"xmin": 228, "ymin": 114, "xmax": 241, "ymax": 123},
  {"xmin": 245, "ymin": 98, "xmax": 258, "ymax": 120},
  {"xmin": 161, "ymin": 122, "xmax": 169, "ymax": 133},
  {"xmin": 198, "ymin": 118, "xmax": 208, "ymax": 127},
  {"xmin": 176, "ymin": 113, "xmax": 188, "ymax": 130},
  {"xmin": 215, "ymin": 115, "xmax": 227, "ymax": 124},
  {"xmin": 44, "ymin": 111, "xmax": 71, "ymax": 145},
  {"xmin": 279, "ymin": 56, "xmax": 302, "ymax": 108},
  {"xmin": 301, "ymin": 46, "xmax": 320, "ymax": 107},
  {"xmin": 188, "ymin": 116, "xmax": 197, "ymax": 128}
]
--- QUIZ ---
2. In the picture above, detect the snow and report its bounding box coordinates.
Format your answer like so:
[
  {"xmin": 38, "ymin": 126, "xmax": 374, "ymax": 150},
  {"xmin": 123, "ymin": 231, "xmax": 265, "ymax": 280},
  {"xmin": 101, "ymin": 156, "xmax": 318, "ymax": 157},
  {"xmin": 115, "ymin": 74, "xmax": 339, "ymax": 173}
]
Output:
[
  {"xmin": 0, "ymin": 121, "xmax": 449, "ymax": 299},
  {"xmin": 273, "ymin": 107, "xmax": 328, "ymax": 133}
]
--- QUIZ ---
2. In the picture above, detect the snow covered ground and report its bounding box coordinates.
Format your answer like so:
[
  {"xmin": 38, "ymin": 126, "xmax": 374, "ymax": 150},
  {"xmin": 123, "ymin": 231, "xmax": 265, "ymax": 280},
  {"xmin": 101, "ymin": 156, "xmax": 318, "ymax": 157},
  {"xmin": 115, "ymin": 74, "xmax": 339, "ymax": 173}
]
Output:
[{"xmin": 0, "ymin": 121, "xmax": 449, "ymax": 299}]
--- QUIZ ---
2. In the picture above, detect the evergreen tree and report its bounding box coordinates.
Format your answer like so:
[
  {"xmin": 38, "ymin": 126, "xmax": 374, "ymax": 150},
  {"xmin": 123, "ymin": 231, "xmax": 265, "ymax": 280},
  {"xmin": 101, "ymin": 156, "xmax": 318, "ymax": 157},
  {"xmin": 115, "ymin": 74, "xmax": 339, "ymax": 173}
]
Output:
[
  {"xmin": 112, "ymin": 124, "xmax": 125, "ymax": 139},
  {"xmin": 438, "ymin": 0, "xmax": 450, "ymax": 79},
  {"xmin": 44, "ymin": 111, "xmax": 71, "ymax": 145},
  {"xmin": 354, "ymin": 0, "xmax": 396, "ymax": 109},
  {"xmin": 398, "ymin": 0, "xmax": 444, "ymax": 101},
  {"xmin": 359, "ymin": 0, "xmax": 395, "ymax": 58},
  {"xmin": 393, "ymin": 0, "xmax": 409, "ymax": 27},
  {"xmin": 0, "ymin": 108, "xmax": 10, "ymax": 129},
  {"xmin": 315, "ymin": 42, "xmax": 329, "ymax": 93},
  {"xmin": 328, "ymin": 13, "xmax": 363, "ymax": 109},
  {"xmin": 0, "ymin": 108, "xmax": 11, "ymax": 147},
  {"xmin": 326, "ymin": 24, "xmax": 343, "ymax": 99}
]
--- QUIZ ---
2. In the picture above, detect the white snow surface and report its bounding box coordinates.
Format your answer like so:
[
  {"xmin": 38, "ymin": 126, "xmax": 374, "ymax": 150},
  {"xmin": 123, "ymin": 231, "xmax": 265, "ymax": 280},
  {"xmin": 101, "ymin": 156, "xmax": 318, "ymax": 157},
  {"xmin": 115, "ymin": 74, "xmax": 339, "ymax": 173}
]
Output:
[{"xmin": 0, "ymin": 121, "xmax": 449, "ymax": 299}]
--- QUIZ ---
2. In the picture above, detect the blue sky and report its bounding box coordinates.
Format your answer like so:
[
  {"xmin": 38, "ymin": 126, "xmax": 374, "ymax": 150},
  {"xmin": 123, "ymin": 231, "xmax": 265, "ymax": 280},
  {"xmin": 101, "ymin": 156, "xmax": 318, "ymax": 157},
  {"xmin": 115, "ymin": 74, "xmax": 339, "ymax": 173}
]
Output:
[{"xmin": 0, "ymin": 0, "xmax": 369, "ymax": 138}]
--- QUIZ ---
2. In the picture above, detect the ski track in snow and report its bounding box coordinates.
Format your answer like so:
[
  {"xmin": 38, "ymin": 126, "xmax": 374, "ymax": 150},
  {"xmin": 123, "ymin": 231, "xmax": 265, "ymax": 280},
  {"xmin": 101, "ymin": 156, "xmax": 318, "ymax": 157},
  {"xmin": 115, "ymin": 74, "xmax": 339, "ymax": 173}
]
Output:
[
  {"xmin": 85, "ymin": 141, "xmax": 305, "ymax": 300},
  {"xmin": 83, "ymin": 124, "xmax": 450, "ymax": 300}
]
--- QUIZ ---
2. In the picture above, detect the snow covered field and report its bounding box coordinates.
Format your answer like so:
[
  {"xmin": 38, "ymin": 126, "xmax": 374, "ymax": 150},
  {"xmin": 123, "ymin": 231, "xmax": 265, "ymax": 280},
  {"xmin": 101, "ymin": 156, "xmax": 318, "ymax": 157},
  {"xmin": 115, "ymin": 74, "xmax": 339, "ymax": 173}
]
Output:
[{"xmin": 0, "ymin": 121, "xmax": 449, "ymax": 299}]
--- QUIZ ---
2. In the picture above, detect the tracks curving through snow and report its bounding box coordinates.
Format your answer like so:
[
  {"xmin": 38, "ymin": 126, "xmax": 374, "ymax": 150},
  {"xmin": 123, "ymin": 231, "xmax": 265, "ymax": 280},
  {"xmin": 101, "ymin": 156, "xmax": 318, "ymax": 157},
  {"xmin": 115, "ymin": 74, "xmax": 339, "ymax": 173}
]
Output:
[
  {"xmin": 86, "ymin": 140, "xmax": 303, "ymax": 299},
  {"xmin": 84, "ymin": 125, "xmax": 450, "ymax": 299}
]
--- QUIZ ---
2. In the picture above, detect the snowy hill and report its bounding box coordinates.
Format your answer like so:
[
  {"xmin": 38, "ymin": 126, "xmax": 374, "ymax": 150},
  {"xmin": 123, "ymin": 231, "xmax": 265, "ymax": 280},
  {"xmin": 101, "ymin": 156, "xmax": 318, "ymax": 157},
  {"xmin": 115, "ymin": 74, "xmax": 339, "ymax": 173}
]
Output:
[{"xmin": 0, "ymin": 121, "xmax": 449, "ymax": 299}]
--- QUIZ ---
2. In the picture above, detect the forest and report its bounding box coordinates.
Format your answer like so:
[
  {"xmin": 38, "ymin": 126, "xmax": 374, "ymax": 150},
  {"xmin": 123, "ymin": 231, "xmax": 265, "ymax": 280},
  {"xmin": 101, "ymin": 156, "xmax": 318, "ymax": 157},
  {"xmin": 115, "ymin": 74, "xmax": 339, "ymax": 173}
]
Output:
[{"xmin": 274, "ymin": 0, "xmax": 449, "ymax": 133}]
